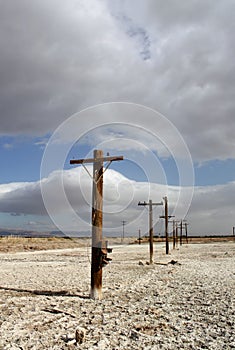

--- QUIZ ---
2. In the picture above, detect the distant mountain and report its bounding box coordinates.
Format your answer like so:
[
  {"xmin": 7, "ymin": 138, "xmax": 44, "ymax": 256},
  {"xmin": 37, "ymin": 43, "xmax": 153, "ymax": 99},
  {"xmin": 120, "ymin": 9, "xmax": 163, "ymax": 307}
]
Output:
[{"xmin": 0, "ymin": 228, "xmax": 67, "ymax": 238}]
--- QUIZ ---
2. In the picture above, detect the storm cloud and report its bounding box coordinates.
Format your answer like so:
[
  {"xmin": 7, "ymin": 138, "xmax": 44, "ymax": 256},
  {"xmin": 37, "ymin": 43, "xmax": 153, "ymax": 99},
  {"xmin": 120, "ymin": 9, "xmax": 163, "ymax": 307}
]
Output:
[{"xmin": 0, "ymin": 0, "xmax": 235, "ymax": 162}]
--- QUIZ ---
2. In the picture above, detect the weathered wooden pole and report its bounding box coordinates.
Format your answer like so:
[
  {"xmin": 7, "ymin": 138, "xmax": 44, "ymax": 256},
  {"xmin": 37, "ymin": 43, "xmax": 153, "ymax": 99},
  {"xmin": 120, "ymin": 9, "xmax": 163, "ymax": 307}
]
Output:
[
  {"xmin": 91, "ymin": 149, "xmax": 103, "ymax": 300},
  {"xmin": 233, "ymin": 226, "xmax": 235, "ymax": 236},
  {"xmin": 149, "ymin": 200, "xmax": 154, "ymax": 264},
  {"xmin": 121, "ymin": 220, "xmax": 126, "ymax": 244},
  {"xmin": 159, "ymin": 197, "xmax": 174, "ymax": 254},
  {"xmin": 176, "ymin": 223, "xmax": 179, "ymax": 247},
  {"xmin": 70, "ymin": 150, "xmax": 123, "ymax": 300},
  {"xmin": 173, "ymin": 220, "xmax": 176, "ymax": 249},
  {"xmin": 138, "ymin": 229, "xmax": 141, "ymax": 245},
  {"xmin": 164, "ymin": 197, "xmax": 169, "ymax": 254},
  {"xmin": 138, "ymin": 200, "xmax": 163, "ymax": 264},
  {"xmin": 185, "ymin": 222, "xmax": 188, "ymax": 244},
  {"xmin": 180, "ymin": 220, "xmax": 183, "ymax": 246}
]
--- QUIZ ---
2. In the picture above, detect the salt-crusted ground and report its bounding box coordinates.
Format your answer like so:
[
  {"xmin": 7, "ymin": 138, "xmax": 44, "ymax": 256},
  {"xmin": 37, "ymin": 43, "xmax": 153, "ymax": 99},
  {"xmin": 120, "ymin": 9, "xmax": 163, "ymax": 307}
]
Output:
[{"xmin": 0, "ymin": 241, "xmax": 234, "ymax": 349}]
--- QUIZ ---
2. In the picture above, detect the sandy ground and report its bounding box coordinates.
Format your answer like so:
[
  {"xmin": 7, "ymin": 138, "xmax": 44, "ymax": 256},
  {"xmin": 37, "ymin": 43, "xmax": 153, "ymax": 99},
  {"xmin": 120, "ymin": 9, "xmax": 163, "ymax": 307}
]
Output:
[{"xmin": 0, "ymin": 241, "xmax": 234, "ymax": 349}]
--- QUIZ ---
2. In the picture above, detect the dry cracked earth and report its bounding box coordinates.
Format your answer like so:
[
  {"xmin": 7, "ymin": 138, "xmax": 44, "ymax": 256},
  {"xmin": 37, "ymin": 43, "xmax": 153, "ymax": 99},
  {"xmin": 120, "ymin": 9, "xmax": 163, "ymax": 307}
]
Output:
[{"xmin": 0, "ymin": 241, "xmax": 234, "ymax": 349}]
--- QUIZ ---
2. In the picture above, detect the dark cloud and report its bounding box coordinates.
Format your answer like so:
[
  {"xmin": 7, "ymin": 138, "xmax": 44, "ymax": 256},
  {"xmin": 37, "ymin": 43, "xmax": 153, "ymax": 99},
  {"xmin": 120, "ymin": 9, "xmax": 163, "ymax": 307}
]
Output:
[{"xmin": 0, "ymin": 0, "xmax": 235, "ymax": 162}]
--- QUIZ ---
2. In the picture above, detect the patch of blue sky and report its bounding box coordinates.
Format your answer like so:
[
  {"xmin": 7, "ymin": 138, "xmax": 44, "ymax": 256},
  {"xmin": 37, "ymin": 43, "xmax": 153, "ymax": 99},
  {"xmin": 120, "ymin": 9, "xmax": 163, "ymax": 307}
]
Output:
[
  {"xmin": 2, "ymin": 135, "xmax": 234, "ymax": 188},
  {"xmin": 0, "ymin": 136, "xmax": 48, "ymax": 183},
  {"xmin": 68, "ymin": 139, "xmax": 179, "ymax": 186},
  {"xmin": 194, "ymin": 159, "xmax": 235, "ymax": 186}
]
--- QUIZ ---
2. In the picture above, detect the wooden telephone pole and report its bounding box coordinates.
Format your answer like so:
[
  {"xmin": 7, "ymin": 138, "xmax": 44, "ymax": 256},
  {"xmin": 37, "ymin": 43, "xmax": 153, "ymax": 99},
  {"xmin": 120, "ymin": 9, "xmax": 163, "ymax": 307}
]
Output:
[
  {"xmin": 185, "ymin": 222, "xmax": 189, "ymax": 244},
  {"xmin": 138, "ymin": 229, "xmax": 141, "ymax": 245},
  {"xmin": 121, "ymin": 220, "xmax": 126, "ymax": 244},
  {"xmin": 179, "ymin": 219, "xmax": 188, "ymax": 245},
  {"xmin": 159, "ymin": 196, "xmax": 174, "ymax": 254},
  {"xmin": 70, "ymin": 150, "xmax": 123, "ymax": 300},
  {"xmin": 169, "ymin": 219, "xmax": 176, "ymax": 249},
  {"xmin": 180, "ymin": 220, "xmax": 183, "ymax": 246},
  {"xmin": 174, "ymin": 220, "xmax": 181, "ymax": 248},
  {"xmin": 138, "ymin": 200, "xmax": 163, "ymax": 264},
  {"xmin": 173, "ymin": 220, "xmax": 176, "ymax": 249},
  {"xmin": 175, "ymin": 222, "xmax": 179, "ymax": 247}
]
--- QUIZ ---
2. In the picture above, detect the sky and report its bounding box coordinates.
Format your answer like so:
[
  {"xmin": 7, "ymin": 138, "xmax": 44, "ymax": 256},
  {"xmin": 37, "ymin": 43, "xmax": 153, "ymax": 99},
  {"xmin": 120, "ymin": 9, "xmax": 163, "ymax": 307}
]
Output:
[{"xmin": 0, "ymin": 0, "xmax": 235, "ymax": 236}]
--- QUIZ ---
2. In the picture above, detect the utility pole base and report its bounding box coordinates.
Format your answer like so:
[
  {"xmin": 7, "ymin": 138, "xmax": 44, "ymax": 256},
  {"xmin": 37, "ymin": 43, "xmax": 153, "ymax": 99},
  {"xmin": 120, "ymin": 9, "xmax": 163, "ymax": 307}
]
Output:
[{"xmin": 90, "ymin": 287, "xmax": 102, "ymax": 300}]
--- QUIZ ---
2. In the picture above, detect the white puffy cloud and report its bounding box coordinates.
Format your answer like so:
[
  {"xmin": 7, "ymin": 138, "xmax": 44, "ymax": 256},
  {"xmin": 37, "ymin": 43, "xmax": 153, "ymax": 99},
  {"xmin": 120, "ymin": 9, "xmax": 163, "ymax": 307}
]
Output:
[{"xmin": 0, "ymin": 166, "xmax": 234, "ymax": 235}]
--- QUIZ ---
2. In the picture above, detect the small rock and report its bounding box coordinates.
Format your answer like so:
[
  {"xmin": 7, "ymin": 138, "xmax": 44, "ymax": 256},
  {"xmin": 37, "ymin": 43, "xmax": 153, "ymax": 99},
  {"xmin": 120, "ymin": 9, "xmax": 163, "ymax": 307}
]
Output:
[
  {"xmin": 139, "ymin": 260, "xmax": 144, "ymax": 266},
  {"xmin": 169, "ymin": 259, "xmax": 181, "ymax": 265},
  {"xmin": 75, "ymin": 327, "xmax": 86, "ymax": 344},
  {"xmin": 67, "ymin": 339, "xmax": 76, "ymax": 346},
  {"xmin": 62, "ymin": 333, "xmax": 74, "ymax": 343},
  {"xmin": 130, "ymin": 329, "xmax": 139, "ymax": 340},
  {"xmin": 97, "ymin": 338, "xmax": 109, "ymax": 349}
]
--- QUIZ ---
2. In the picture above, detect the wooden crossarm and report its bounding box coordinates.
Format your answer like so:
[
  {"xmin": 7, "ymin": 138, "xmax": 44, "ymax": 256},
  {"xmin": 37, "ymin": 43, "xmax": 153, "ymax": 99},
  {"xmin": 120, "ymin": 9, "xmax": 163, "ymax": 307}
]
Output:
[{"xmin": 70, "ymin": 156, "xmax": 123, "ymax": 165}]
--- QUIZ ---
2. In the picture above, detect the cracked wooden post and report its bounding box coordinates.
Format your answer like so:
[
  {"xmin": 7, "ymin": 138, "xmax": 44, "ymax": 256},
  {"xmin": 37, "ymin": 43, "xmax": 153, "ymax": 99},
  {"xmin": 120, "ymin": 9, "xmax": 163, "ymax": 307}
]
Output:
[
  {"xmin": 159, "ymin": 197, "xmax": 174, "ymax": 255},
  {"xmin": 91, "ymin": 149, "xmax": 103, "ymax": 300},
  {"xmin": 185, "ymin": 222, "xmax": 189, "ymax": 244},
  {"xmin": 180, "ymin": 220, "xmax": 183, "ymax": 246},
  {"xmin": 176, "ymin": 223, "xmax": 179, "ymax": 247},
  {"xmin": 138, "ymin": 200, "xmax": 163, "ymax": 264},
  {"xmin": 70, "ymin": 150, "xmax": 123, "ymax": 300},
  {"xmin": 149, "ymin": 200, "xmax": 154, "ymax": 264},
  {"xmin": 164, "ymin": 197, "xmax": 169, "ymax": 254},
  {"xmin": 173, "ymin": 220, "xmax": 176, "ymax": 249}
]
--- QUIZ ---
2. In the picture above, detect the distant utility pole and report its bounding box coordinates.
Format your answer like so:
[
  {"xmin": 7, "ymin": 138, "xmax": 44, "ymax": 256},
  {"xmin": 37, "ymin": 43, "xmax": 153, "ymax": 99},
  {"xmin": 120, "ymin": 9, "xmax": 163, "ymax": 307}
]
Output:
[
  {"xmin": 121, "ymin": 220, "xmax": 126, "ymax": 244},
  {"xmin": 70, "ymin": 149, "xmax": 123, "ymax": 300},
  {"xmin": 175, "ymin": 222, "xmax": 179, "ymax": 247},
  {"xmin": 159, "ymin": 196, "xmax": 174, "ymax": 254},
  {"xmin": 138, "ymin": 200, "xmax": 163, "ymax": 264},
  {"xmin": 169, "ymin": 219, "xmax": 176, "ymax": 249},
  {"xmin": 180, "ymin": 220, "xmax": 183, "ymax": 246},
  {"xmin": 185, "ymin": 222, "xmax": 189, "ymax": 244},
  {"xmin": 180, "ymin": 219, "xmax": 187, "ymax": 245},
  {"xmin": 174, "ymin": 220, "xmax": 181, "ymax": 248},
  {"xmin": 138, "ymin": 228, "xmax": 141, "ymax": 245}
]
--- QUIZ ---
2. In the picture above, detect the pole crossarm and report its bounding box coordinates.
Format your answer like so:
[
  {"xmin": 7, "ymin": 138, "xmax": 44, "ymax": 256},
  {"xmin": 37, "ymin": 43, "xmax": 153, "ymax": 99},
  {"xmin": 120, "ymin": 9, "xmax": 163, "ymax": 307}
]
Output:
[
  {"xmin": 70, "ymin": 155, "xmax": 123, "ymax": 165},
  {"xmin": 70, "ymin": 155, "xmax": 124, "ymax": 185},
  {"xmin": 138, "ymin": 201, "xmax": 163, "ymax": 206}
]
